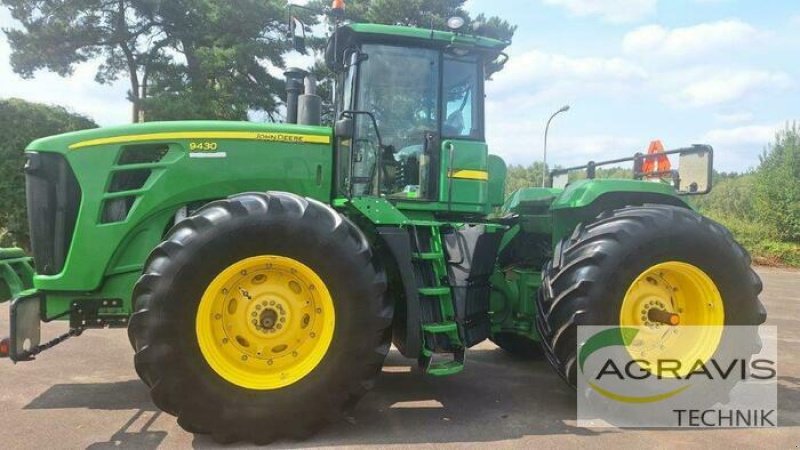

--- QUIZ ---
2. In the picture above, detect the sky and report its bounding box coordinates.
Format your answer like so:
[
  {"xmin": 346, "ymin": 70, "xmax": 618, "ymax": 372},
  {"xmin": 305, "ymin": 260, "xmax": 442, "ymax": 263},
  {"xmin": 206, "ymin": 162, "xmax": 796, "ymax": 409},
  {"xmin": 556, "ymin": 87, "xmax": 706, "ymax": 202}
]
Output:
[{"xmin": 1, "ymin": 1, "xmax": 799, "ymax": 172}]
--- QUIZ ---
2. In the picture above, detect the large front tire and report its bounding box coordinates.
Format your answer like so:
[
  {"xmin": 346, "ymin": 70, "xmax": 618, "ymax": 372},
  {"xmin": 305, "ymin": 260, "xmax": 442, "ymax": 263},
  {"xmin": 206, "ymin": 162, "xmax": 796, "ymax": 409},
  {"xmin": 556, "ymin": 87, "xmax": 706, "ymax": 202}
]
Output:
[{"xmin": 127, "ymin": 192, "xmax": 392, "ymax": 444}]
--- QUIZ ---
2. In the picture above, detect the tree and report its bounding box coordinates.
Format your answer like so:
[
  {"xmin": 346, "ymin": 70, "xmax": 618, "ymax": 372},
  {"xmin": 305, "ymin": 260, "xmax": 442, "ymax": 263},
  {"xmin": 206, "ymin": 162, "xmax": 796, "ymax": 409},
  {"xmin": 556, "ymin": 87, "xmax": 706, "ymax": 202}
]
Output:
[
  {"xmin": 0, "ymin": 98, "xmax": 97, "ymax": 250},
  {"xmin": 3, "ymin": 0, "xmax": 290, "ymax": 122},
  {"xmin": 754, "ymin": 122, "xmax": 800, "ymax": 242},
  {"xmin": 692, "ymin": 172, "xmax": 756, "ymax": 219},
  {"xmin": 4, "ymin": 0, "xmax": 161, "ymax": 122},
  {"xmin": 505, "ymin": 162, "xmax": 547, "ymax": 194},
  {"xmin": 137, "ymin": 0, "xmax": 291, "ymax": 121}
]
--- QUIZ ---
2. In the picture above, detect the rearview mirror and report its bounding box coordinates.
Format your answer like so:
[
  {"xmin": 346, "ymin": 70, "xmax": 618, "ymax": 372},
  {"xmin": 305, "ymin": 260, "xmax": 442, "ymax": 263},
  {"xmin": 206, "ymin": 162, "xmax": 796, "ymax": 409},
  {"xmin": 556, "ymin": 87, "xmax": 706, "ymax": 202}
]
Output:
[
  {"xmin": 677, "ymin": 146, "xmax": 713, "ymax": 195},
  {"xmin": 335, "ymin": 118, "xmax": 354, "ymax": 139},
  {"xmin": 289, "ymin": 17, "xmax": 307, "ymax": 54},
  {"xmin": 552, "ymin": 172, "xmax": 569, "ymax": 190}
]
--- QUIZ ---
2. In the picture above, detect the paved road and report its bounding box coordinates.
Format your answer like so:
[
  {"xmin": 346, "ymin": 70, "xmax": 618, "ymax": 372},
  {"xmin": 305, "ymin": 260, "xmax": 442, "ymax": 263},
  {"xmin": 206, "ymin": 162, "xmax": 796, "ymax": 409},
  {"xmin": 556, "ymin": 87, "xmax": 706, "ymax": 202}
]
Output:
[{"xmin": 0, "ymin": 267, "xmax": 797, "ymax": 449}]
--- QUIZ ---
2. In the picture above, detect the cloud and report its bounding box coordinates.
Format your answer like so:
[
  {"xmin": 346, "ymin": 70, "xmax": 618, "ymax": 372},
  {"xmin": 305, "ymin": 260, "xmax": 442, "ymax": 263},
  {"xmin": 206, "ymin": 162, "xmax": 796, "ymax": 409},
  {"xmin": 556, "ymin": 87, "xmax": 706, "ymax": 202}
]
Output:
[
  {"xmin": 699, "ymin": 121, "xmax": 796, "ymax": 171},
  {"xmin": 483, "ymin": 103, "xmax": 643, "ymax": 168},
  {"xmin": 661, "ymin": 69, "xmax": 792, "ymax": 107},
  {"xmin": 623, "ymin": 19, "xmax": 760, "ymax": 61},
  {"xmin": 702, "ymin": 122, "xmax": 786, "ymax": 147},
  {"xmin": 490, "ymin": 49, "xmax": 647, "ymax": 102},
  {"xmin": 714, "ymin": 111, "xmax": 754, "ymax": 125},
  {"xmin": 542, "ymin": 0, "xmax": 657, "ymax": 23}
]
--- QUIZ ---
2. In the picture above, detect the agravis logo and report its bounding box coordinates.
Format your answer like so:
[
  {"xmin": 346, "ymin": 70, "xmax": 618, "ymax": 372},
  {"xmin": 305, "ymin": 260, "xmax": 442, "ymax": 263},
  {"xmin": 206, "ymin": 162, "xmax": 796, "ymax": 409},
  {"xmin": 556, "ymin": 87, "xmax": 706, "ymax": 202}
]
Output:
[
  {"xmin": 579, "ymin": 327, "xmax": 689, "ymax": 404},
  {"xmin": 577, "ymin": 325, "xmax": 778, "ymax": 428}
]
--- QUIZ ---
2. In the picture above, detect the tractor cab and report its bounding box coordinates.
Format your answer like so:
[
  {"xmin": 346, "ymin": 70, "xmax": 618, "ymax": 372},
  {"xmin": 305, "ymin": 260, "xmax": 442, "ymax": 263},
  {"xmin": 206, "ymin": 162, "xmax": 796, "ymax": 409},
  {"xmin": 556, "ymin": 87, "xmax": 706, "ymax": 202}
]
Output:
[{"xmin": 325, "ymin": 24, "xmax": 509, "ymax": 216}]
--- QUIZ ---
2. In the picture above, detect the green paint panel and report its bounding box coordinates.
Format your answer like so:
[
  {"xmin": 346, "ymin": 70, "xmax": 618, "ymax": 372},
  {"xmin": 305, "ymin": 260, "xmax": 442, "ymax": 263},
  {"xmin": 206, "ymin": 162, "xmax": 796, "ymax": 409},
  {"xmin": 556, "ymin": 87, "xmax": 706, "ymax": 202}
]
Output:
[
  {"xmin": 502, "ymin": 187, "xmax": 562, "ymax": 215},
  {"xmin": 489, "ymin": 267, "xmax": 541, "ymax": 341},
  {"xmin": 347, "ymin": 197, "xmax": 411, "ymax": 225},
  {"xmin": 27, "ymin": 120, "xmax": 334, "ymax": 308},
  {"xmin": 550, "ymin": 178, "xmax": 686, "ymax": 210},
  {"xmin": 439, "ymin": 140, "xmax": 489, "ymax": 208},
  {"xmin": 487, "ymin": 155, "xmax": 507, "ymax": 207}
]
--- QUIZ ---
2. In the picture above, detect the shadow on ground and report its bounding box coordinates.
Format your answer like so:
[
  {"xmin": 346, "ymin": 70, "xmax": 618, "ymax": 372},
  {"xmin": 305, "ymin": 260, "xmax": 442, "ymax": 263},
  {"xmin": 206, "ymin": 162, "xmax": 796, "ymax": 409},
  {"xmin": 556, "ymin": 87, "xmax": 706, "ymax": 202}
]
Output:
[
  {"xmin": 25, "ymin": 380, "xmax": 165, "ymax": 448},
  {"xmin": 26, "ymin": 348, "xmax": 796, "ymax": 447},
  {"xmin": 25, "ymin": 348, "xmax": 614, "ymax": 447},
  {"xmin": 191, "ymin": 348, "xmax": 615, "ymax": 447}
]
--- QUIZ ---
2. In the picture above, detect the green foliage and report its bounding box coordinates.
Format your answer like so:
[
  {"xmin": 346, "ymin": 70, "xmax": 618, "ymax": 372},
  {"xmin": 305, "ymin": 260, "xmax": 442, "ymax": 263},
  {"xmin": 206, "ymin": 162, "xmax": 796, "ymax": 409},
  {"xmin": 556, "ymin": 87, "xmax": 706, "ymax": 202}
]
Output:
[
  {"xmin": 308, "ymin": 0, "xmax": 515, "ymax": 45},
  {"xmin": 692, "ymin": 123, "xmax": 800, "ymax": 266},
  {"xmin": 505, "ymin": 162, "xmax": 547, "ymax": 194},
  {"xmin": 0, "ymin": 98, "xmax": 97, "ymax": 250},
  {"xmin": 2, "ymin": 0, "xmax": 290, "ymax": 121},
  {"xmin": 702, "ymin": 210, "xmax": 800, "ymax": 267},
  {"xmin": 754, "ymin": 123, "xmax": 800, "ymax": 242},
  {"xmin": 692, "ymin": 173, "xmax": 757, "ymax": 220},
  {"xmin": 569, "ymin": 166, "xmax": 634, "ymax": 181},
  {"xmin": 505, "ymin": 162, "xmax": 636, "ymax": 195},
  {"xmin": 138, "ymin": 0, "xmax": 290, "ymax": 121}
]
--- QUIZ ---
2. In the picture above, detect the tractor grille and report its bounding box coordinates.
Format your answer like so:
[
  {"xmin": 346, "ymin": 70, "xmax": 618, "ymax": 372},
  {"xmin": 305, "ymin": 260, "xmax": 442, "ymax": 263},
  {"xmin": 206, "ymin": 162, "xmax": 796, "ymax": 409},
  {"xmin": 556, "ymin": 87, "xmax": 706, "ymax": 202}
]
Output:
[{"xmin": 25, "ymin": 152, "xmax": 82, "ymax": 275}]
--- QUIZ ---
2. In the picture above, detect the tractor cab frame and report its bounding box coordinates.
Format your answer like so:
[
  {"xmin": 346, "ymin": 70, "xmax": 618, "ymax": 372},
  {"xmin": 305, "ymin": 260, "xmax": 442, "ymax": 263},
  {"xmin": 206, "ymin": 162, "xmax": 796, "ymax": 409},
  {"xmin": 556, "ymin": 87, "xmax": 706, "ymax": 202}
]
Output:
[{"xmin": 326, "ymin": 24, "xmax": 509, "ymax": 217}]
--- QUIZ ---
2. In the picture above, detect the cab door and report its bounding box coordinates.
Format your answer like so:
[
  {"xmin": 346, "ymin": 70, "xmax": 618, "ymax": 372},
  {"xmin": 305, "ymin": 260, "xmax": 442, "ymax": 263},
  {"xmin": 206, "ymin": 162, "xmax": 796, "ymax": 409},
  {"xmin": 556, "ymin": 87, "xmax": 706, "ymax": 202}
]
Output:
[{"xmin": 439, "ymin": 54, "xmax": 489, "ymax": 209}]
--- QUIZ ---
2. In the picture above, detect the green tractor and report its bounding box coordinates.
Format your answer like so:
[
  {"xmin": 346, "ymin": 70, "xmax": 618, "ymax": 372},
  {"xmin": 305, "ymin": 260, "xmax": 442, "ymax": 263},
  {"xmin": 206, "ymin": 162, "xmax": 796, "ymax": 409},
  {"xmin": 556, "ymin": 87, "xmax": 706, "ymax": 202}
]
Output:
[{"xmin": 0, "ymin": 15, "xmax": 765, "ymax": 444}]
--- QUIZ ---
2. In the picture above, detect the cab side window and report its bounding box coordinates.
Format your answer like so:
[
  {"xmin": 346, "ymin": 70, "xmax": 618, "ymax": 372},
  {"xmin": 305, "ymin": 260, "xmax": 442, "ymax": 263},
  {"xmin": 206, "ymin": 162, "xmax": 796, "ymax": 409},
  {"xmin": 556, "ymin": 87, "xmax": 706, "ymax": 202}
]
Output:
[{"xmin": 443, "ymin": 56, "xmax": 482, "ymax": 140}]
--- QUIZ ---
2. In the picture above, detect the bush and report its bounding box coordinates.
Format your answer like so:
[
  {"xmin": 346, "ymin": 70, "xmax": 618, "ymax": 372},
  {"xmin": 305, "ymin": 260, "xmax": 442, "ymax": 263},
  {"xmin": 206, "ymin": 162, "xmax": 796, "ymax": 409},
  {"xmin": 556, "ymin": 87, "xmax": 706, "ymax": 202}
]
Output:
[
  {"xmin": 693, "ymin": 173, "xmax": 757, "ymax": 220},
  {"xmin": 0, "ymin": 98, "xmax": 97, "ymax": 250},
  {"xmin": 754, "ymin": 123, "xmax": 800, "ymax": 242}
]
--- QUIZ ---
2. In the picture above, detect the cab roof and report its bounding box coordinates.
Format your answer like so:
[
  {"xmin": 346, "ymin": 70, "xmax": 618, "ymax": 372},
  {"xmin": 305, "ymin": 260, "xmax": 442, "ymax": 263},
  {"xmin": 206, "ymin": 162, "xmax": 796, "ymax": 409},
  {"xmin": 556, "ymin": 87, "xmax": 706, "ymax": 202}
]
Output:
[{"xmin": 325, "ymin": 23, "xmax": 509, "ymax": 70}]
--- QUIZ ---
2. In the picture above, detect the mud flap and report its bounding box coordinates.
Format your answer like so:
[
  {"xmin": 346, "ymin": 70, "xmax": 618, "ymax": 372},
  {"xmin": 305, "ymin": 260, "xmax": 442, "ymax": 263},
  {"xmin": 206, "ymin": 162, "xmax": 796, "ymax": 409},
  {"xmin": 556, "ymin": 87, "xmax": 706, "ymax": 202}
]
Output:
[{"xmin": 443, "ymin": 225, "xmax": 504, "ymax": 347}]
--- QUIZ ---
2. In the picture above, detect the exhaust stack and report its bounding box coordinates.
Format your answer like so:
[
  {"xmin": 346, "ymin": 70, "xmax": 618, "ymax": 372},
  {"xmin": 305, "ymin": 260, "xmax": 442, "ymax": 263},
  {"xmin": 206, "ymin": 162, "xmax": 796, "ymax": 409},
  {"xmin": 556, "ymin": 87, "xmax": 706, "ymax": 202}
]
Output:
[
  {"xmin": 298, "ymin": 74, "xmax": 322, "ymax": 126},
  {"xmin": 284, "ymin": 67, "xmax": 307, "ymax": 124},
  {"xmin": 284, "ymin": 68, "xmax": 322, "ymax": 126}
]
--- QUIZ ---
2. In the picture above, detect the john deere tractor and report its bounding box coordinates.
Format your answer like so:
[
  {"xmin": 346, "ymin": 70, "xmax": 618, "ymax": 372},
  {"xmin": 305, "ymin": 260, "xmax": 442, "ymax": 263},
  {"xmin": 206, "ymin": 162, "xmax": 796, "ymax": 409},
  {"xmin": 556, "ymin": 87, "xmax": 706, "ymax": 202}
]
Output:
[{"xmin": 0, "ymin": 13, "xmax": 765, "ymax": 444}]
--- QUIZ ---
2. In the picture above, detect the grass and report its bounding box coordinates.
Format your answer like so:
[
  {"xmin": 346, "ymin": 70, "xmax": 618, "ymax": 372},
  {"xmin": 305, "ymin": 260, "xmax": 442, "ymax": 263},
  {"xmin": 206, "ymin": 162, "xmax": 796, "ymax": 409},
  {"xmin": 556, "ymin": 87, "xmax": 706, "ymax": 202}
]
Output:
[{"xmin": 704, "ymin": 211, "xmax": 800, "ymax": 268}]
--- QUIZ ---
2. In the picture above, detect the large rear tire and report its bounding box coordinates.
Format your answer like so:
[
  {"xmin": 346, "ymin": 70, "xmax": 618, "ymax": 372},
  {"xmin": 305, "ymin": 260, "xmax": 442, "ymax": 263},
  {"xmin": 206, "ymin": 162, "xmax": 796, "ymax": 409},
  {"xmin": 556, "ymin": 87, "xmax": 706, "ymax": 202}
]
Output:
[
  {"xmin": 536, "ymin": 204, "xmax": 766, "ymax": 387},
  {"xmin": 128, "ymin": 192, "xmax": 392, "ymax": 444}
]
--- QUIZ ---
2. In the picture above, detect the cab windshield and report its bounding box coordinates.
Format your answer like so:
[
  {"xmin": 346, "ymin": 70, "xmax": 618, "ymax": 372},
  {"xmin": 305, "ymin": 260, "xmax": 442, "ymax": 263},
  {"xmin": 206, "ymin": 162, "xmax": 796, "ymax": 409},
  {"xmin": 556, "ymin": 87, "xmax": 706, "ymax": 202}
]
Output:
[
  {"xmin": 339, "ymin": 43, "xmax": 483, "ymax": 199},
  {"xmin": 357, "ymin": 45, "xmax": 440, "ymax": 152}
]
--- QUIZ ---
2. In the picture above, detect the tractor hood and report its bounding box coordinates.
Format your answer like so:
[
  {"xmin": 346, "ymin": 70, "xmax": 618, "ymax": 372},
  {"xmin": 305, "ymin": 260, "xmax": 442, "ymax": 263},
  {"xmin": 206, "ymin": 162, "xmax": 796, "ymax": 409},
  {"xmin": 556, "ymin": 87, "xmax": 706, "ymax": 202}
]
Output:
[{"xmin": 26, "ymin": 121, "xmax": 332, "ymax": 154}]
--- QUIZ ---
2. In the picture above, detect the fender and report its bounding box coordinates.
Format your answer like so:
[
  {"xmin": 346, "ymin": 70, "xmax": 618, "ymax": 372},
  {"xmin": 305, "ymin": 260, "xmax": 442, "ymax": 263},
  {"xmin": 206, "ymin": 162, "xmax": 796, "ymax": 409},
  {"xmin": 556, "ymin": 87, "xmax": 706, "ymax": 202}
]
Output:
[{"xmin": 549, "ymin": 179, "xmax": 691, "ymax": 244}]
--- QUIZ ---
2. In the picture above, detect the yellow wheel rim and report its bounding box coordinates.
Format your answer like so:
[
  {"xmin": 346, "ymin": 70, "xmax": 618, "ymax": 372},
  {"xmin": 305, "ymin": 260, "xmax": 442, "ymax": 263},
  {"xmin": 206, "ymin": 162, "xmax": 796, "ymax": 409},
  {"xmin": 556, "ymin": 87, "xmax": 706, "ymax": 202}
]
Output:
[
  {"xmin": 620, "ymin": 261, "xmax": 724, "ymax": 377},
  {"xmin": 196, "ymin": 255, "xmax": 335, "ymax": 390}
]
